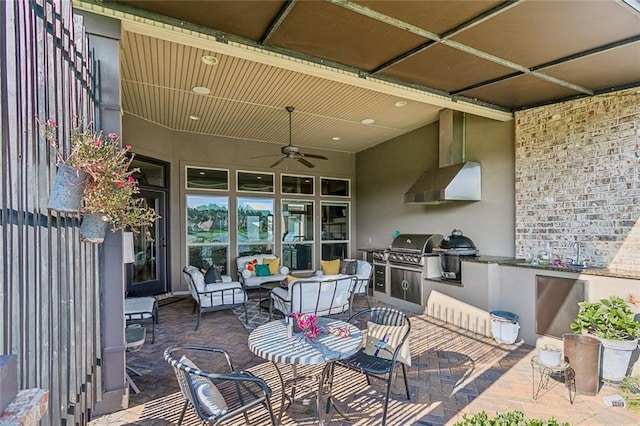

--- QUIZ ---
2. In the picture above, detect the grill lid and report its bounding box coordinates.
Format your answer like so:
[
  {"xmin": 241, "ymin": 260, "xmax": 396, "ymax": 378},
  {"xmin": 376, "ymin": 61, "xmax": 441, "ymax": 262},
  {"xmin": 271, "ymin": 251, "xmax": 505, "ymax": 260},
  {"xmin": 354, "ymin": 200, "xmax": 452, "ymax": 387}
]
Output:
[
  {"xmin": 389, "ymin": 233, "xmax": 444, "ymax": 254},
  {"xmin": 437, "ymin": 229, "xmax": 478, "ymax": 255}
]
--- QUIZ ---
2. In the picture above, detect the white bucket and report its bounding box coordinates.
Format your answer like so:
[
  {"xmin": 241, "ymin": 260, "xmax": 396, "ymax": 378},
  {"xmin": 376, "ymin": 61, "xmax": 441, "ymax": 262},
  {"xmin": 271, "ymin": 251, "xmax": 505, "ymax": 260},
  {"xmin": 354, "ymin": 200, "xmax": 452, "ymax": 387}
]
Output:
[{"xmin": 490, "ymin": 310, "xmax": 520, "ymax": 344}]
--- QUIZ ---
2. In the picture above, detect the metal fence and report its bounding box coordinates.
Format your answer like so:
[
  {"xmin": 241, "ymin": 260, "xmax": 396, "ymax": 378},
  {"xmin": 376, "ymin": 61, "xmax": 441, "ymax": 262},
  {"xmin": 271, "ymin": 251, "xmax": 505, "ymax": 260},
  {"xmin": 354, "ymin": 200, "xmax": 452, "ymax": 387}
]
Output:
[{"xmin": 0, "ymin": 0, "xmax": 101, "ymax": 424}]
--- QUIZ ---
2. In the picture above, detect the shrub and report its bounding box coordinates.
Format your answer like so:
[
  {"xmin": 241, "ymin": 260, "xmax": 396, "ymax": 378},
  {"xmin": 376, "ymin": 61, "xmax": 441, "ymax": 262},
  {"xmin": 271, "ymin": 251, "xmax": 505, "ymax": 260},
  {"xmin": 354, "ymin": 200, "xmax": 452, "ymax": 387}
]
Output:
[{"xmin": 454, "ymin": 410, "xmax": 571, "ymax": 426}]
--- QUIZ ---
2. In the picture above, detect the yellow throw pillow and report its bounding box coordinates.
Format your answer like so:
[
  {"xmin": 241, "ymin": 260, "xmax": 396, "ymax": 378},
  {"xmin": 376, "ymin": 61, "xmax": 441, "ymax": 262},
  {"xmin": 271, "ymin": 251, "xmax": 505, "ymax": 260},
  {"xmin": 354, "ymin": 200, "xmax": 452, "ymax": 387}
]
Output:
[
  {"xmin": 286, "ymin": 274, "xmax": 299, "ymax": 284},
  {"xmin": 263, "ymin": 257, "xmax": 280, "ymax": 275},
  {"xmin": 363, "ymin": 321, "xmax": 411, "ymax": 366},
  {"xmin": 320, "ymin": 259, "xmax": 341, "ymax": 275}
]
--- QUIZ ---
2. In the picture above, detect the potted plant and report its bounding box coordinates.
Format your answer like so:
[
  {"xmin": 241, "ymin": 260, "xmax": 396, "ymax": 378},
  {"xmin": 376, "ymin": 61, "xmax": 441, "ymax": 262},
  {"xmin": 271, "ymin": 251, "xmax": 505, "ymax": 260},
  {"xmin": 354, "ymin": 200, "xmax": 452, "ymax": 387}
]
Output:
[
  {"xmin": 538, "ymin": 343, "xmax": 562, "ymax": 367},
  {"xmin": 42, "ymin": 119, "xmax": 159, "ymax": 242},
  {"xmin": 570, "ymin": 295, "xmax": 640, "ymax": 382}
]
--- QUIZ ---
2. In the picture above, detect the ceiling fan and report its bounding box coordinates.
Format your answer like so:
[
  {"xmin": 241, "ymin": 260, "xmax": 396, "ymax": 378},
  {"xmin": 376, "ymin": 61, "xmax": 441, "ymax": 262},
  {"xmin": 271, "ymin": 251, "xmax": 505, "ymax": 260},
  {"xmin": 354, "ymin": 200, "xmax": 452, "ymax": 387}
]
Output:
[{"xmin": 256, "ymin": 106, "xmax": 328, "ymax": 168}]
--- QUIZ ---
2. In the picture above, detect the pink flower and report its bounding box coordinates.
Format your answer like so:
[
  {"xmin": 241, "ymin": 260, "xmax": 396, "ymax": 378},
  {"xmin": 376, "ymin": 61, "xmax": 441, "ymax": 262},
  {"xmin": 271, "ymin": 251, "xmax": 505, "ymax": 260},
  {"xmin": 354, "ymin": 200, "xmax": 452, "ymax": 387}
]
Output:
[
  {"xmin": 94, "ymin": 140, "xmax": 102, "ymax": 147},
  {"xmin": 125, "ymin": 144, "xmax": 132, "ymax": 150},
  {"xmin": 47, "ymin": 119, "xmax": 56, "ymax": 127},
  {"xmin": 108, "ymin": 132, "xmax": 118, "ymax": 139},
  {"xmin": 117, "ymin": 181, "xmax": 124, "ymax": 187},
  {"xmin": 127, "ymin": 176, "xmax": 135, "ymax": 183}
]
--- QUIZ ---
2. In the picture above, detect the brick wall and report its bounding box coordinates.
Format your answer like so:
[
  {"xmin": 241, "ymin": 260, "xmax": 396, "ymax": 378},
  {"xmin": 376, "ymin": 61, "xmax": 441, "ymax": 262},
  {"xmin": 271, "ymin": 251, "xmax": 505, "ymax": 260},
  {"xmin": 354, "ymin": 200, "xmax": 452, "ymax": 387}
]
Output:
[{"xmin": 515, "ymin": 88, "xmax": 640, "ymax": 273}]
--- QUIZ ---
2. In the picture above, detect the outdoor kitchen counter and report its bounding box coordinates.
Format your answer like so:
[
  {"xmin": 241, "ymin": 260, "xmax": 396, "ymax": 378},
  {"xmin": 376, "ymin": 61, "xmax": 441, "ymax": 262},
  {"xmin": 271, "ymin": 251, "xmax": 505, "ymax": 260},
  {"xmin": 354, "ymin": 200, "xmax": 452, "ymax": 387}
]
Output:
[{"xmin": 460, "ymin": 256, "xmax": 640, "ymax": 280}]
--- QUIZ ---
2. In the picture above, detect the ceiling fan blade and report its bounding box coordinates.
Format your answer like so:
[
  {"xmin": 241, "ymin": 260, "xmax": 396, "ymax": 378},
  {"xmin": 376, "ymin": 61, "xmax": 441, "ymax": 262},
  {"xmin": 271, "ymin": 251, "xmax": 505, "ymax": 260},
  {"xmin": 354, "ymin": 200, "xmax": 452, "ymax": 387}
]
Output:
[
  {"xmin": 297, "ymin": 157, "xmax": 315, "ymax": 168},
  {"xmin": 300, "ymin": 153, "xmax": 328, "ymax": 160},
  {"xmin": 251, "ymin": 154, "xmax": 281, "ymax": 159},
  {"xmin": 270, "ymin": 157, "xmax": 286, "ymax": 168}
]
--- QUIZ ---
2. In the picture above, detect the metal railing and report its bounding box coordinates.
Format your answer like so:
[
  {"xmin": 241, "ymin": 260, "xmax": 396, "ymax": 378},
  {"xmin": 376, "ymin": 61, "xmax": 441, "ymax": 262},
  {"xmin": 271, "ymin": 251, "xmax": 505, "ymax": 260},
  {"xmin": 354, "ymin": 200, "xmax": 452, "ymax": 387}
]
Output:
[{"xmin": 0, "ymin": 0, "xmax": 100, "ymax": 423}]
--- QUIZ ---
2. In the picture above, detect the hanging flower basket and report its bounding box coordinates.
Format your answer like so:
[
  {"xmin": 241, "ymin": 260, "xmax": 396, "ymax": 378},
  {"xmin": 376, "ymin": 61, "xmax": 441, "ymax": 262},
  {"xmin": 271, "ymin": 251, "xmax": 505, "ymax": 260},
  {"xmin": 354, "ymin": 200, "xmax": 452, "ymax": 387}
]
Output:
[
  {"xmin": 47, "ymin": 164, "xmax": 88, "ymax": 212},
  {"xmin": 40, "ymin": 118, "xmax": 159, "ymax": 243},
  {"xmin": 80, "ymin": 212, "xmax": 109, "ymax": 244}
]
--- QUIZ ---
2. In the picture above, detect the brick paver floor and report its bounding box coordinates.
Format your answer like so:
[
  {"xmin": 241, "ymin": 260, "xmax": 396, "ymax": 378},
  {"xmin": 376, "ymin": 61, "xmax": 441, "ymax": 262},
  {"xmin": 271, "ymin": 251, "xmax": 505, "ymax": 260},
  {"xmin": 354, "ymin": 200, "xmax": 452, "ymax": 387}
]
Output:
[{"xmin": 90, "ymin": 295, "xmax": 640, "ymax": 425}]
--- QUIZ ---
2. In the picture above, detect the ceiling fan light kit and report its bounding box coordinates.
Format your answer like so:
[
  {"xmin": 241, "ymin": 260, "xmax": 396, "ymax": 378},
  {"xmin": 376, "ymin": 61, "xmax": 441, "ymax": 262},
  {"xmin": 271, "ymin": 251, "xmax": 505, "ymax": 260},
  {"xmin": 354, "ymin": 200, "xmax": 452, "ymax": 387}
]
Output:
[{"xmin": 258, "ymin": 106, "xmax": 329, "ymax": 169}]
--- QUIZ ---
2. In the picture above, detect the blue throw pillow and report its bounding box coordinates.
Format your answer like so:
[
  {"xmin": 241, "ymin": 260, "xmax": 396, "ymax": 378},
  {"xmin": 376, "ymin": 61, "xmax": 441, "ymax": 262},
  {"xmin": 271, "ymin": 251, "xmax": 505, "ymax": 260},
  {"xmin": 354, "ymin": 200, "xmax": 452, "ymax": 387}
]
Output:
[
  {"xmin": 254, "ymin": 264, "xmax": 272, "ymax": 277},
  {"xmin": 204, "ymin": 266, "xmax": 222, "ymax": 283}
]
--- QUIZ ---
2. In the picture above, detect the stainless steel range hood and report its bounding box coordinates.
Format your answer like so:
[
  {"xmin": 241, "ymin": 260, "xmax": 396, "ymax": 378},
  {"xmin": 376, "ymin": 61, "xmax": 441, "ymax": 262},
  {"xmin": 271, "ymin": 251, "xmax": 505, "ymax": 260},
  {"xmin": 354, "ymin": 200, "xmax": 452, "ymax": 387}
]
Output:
[{"xmin": 404, "ymin": 109, "xmax": 481, "ymax": 204}]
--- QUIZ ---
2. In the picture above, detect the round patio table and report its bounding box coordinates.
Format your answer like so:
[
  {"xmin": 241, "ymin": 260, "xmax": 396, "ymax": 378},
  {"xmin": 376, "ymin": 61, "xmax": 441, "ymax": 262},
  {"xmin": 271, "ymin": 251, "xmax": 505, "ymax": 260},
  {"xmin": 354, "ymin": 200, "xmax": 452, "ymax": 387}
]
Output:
[{"xmin": 248, "ymin": 317, "xmax": 362, "ymax": 424}]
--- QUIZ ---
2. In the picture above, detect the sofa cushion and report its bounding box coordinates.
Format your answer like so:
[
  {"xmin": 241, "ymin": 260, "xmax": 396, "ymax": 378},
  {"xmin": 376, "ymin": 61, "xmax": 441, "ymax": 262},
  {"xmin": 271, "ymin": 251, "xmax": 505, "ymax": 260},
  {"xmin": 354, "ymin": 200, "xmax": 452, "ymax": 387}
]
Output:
[
  {"xmin": 262, "ymin": 257, "xmax": 280, "ymax": 275},
  {"xmin": 340, "ymin": 259, "xmax": 357, "ymax": 275},
  {"xmin": 199, "ymin": 282, "xmax": 247, "ymax": 308},
  {"xmin": 321, "ymin": 259, "xmax": 341, "ymax": 275},
  {"xmin": 204, "ymin": 266, "xmax": 223, "ymax": 283},
  {"xmin": 179, "ymin": 355, "xmax": 228, "ymax": 416},
  {"xmin": 254, "ymin": 264, "xmax": 271, "ymax": 276}
]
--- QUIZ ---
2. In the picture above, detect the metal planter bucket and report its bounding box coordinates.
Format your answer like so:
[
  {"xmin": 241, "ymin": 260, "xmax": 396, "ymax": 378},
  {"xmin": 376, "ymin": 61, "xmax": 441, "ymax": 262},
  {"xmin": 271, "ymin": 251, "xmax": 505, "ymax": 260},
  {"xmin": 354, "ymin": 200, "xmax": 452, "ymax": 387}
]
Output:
[
  {"xmin": 80, "ymin": 213, "xmax": 109, "ymax": 244},
  {"xmin": 599, "ymin": 337, "xmax": 639, "ymax": 383},
  {"xmin": 47, "ymin": 164, "xmax": 87, "ymax": 212}
]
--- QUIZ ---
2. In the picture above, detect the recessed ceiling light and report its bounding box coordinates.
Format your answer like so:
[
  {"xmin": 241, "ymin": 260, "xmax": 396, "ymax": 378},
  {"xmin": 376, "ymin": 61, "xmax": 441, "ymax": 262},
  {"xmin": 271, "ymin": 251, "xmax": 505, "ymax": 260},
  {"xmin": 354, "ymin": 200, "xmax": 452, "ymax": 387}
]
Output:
[
  {"xmin": 332, "ymin": 136, "xmax": 341, "ymax": 141},
  {"xmin": 361, "ymin": 118, "xmax": 375, "ymax": 125},
  {"xmin": 394, "ymin": 101, "xmax": 407, "ymax": 107},
  {"xmin": 199, "ymin": 171, "xmax": 206, "ymax": 175},
  {"xmin": 189, "ymin": 115, "xmax": 200, "ymax": 120},
  {"xmin": 192, "ymin": 86, "xmax": 210, "ymax": 95},
  {"xmin": 256, "ymin": 176, "xmax": 262, "ymax": 180},
  {"xmin": 201, "ymin": 55, "xmax": 218, "ymax": 66}
]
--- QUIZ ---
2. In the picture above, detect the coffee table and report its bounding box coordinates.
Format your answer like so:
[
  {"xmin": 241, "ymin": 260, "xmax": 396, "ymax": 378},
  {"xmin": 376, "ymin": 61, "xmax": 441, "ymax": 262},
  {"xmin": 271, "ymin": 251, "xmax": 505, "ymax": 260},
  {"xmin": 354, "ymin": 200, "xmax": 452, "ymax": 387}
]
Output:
[{"xmin": 259, "ymin": 280, "xmax": 284, "ymax": 311}]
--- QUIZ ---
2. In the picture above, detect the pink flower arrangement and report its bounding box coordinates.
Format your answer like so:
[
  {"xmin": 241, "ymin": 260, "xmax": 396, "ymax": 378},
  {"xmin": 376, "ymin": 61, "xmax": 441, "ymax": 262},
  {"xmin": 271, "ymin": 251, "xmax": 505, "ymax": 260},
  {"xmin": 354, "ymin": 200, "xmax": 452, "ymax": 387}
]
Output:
[
  {"xmin": 291, "ymin": 312, "xmax": 320, "ymax": 340},
  {"xmin": 40, "ymin": 118, "xmax": 159, "ymax": 232}
]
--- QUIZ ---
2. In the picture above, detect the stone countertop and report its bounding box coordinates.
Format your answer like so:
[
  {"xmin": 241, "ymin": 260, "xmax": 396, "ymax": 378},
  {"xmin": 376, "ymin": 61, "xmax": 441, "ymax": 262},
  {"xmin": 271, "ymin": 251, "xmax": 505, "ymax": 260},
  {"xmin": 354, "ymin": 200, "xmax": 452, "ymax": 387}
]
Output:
[{"xmin": 461, "ymin": 256, "xmax": 640, "ymax": 280}]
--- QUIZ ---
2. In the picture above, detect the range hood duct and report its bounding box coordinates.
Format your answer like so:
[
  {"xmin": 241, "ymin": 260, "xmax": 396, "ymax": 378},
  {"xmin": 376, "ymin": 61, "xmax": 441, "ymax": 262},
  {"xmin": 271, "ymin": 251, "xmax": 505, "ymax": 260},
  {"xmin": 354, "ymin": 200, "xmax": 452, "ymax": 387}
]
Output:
[{"xmin": 404, "ymin": 109, "xmax": 481, "ymax": 204}]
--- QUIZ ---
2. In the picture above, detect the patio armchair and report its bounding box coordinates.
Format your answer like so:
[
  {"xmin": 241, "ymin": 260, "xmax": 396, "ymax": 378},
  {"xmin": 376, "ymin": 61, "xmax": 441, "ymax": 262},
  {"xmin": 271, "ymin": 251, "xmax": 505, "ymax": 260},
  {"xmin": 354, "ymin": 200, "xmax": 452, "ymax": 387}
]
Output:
[
  {"xmin": 182, "ymin": 266, "xmax": 248, "ymax": 330},
  {"xmin": 164, "ymin": 344, "xmax": 276, "ymax": 426},
  {"xmin": 314, "ymin": 259, "xmax": 373, "ymax": 308},
  {"xmin": 327, "ymin": 307, "xmax": 411, "ymax": 425},
  {"xmin": 269, "ymin": 275, "xmax": 356, "ymax": 319}
]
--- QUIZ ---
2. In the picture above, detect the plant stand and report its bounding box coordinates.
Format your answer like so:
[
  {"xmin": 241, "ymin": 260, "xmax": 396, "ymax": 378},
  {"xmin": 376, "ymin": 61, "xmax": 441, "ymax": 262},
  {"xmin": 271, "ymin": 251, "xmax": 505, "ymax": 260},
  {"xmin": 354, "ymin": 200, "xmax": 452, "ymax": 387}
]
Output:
[{"xmin": 531, "ymin": 356, "xmax": 575, "ymax": 403}]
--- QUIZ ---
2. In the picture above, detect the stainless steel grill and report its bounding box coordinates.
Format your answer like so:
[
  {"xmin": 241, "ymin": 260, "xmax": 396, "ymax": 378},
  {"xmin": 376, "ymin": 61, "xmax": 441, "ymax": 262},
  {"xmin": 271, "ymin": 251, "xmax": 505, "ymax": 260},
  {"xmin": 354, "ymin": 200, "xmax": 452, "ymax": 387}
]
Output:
[{"xmin": 387, "ymin": 233, "xmax": 443, "ymax": 268}]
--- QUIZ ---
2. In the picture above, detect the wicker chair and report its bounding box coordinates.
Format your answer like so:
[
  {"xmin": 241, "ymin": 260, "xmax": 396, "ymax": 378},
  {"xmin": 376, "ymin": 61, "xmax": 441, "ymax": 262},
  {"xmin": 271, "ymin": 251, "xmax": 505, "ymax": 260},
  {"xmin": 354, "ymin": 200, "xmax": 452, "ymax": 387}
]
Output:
[{"xmin": 164, "ymin": 345, "xmax": 276, "ymax": 426}]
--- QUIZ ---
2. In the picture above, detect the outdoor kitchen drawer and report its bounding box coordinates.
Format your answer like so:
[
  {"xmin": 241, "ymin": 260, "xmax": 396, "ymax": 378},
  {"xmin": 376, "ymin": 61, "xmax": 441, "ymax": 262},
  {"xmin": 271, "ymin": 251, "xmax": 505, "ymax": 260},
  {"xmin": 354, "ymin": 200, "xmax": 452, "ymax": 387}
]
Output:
[{"xmin": 374, "ymin": 264, "xmax": 386, "ymax": 293}]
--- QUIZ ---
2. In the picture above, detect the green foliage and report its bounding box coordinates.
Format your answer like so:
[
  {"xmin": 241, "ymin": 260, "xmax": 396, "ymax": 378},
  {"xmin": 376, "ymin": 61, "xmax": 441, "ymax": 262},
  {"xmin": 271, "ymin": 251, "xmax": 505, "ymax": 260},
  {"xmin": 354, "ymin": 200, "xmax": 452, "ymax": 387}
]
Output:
[
  {"xmin": 570, "ymin": 296, "xmax": 640, "ymax": 340},
  {"xmin": 454, "ymin": 410, "xmax": 571, "ymax": 426},
  {"xmin": 620, "ymin": 375, "xmax": 640, "ymax": 413}
]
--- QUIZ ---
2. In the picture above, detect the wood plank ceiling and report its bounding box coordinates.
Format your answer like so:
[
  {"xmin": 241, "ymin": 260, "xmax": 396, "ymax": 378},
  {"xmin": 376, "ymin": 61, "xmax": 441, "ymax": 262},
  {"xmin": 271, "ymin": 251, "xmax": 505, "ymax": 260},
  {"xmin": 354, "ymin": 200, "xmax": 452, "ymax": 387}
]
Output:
[{"xmin": 87, "ymin": 0, "xmax": 640, "ymax": 155}]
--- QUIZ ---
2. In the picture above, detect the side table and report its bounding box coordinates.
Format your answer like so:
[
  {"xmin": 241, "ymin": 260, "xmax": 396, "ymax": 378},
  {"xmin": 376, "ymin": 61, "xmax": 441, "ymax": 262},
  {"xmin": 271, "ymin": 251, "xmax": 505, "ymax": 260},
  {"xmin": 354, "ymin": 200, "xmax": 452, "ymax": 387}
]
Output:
[
  {"xmin": 531, "ymin": 356, "xmax": 575, "ymax": 403},
  {"xmin": 259, "ymin": 280, "xmax": 285, "ymax": 311}
]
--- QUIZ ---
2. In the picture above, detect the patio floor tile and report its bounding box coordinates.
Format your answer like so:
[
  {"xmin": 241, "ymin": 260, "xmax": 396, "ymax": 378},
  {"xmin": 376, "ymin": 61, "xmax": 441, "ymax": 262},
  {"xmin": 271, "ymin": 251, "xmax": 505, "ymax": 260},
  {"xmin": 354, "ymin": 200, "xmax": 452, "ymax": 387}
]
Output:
[{"xmin": 90, "ymin": 296, "xmax": 640, "ymax": 425}]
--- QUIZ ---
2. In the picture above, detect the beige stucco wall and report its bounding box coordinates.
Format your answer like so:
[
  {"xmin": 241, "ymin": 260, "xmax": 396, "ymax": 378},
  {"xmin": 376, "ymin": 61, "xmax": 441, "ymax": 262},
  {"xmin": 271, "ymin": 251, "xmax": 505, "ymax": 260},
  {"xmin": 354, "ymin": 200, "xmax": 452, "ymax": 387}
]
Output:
[
  {"xmin": 355, "ymin": 113, "xmax": 515, "ymax": 256},
  {"xmin": 123, "ymin": 114, "xmax": 357, "ymax": 292},
  {"xmin": 515, "ymin": 88, "xmax": 640, "ymax": 272}
]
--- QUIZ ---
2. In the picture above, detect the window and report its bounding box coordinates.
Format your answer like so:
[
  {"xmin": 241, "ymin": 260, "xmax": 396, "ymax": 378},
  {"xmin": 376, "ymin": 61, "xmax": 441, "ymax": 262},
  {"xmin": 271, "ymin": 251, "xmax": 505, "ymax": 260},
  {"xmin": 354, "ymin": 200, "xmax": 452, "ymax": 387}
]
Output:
[
  {"xmin": 186, "ymin": 195, "xmax": 229, "ymax": 274},
  {"xmin": 281, "ymin": 174, "xmax": 314, "ymax": 195},
  {"xmin": 321, "ymin": 201, "xmax": 350, "ymax": 261},
  {"xmin": 131, "ymin": 157, "xmax": 167, "ymax": 188},
  {"xmin": 321, "ymin": 177, "xmax": 350, "ymax": 197},
  {"xmin": 281, "ymin": 200, "xmax": 314, "ymax": 271},
  {"xmin": 237, "ymin": 171, "xmax": 274, "ymax": 193},
  {"xmin": 237, "ymin": 197, "xmax": 274, "ymax": 256},
  {"xmin": 186, "ymin": 167, "xmax": 228, "ymax": 190}
]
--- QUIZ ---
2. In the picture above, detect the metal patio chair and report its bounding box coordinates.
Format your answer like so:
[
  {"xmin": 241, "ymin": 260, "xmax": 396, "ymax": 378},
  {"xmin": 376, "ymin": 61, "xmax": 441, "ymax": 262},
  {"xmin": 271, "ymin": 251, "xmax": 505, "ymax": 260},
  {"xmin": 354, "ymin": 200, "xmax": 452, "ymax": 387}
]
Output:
[
  {"xmin": 327, "ymin": 307, "xmax": 411, "ymax": 425},
  {"xmin": 164, "ymin": 344, "xmax": 276, "ymax": 426}
]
